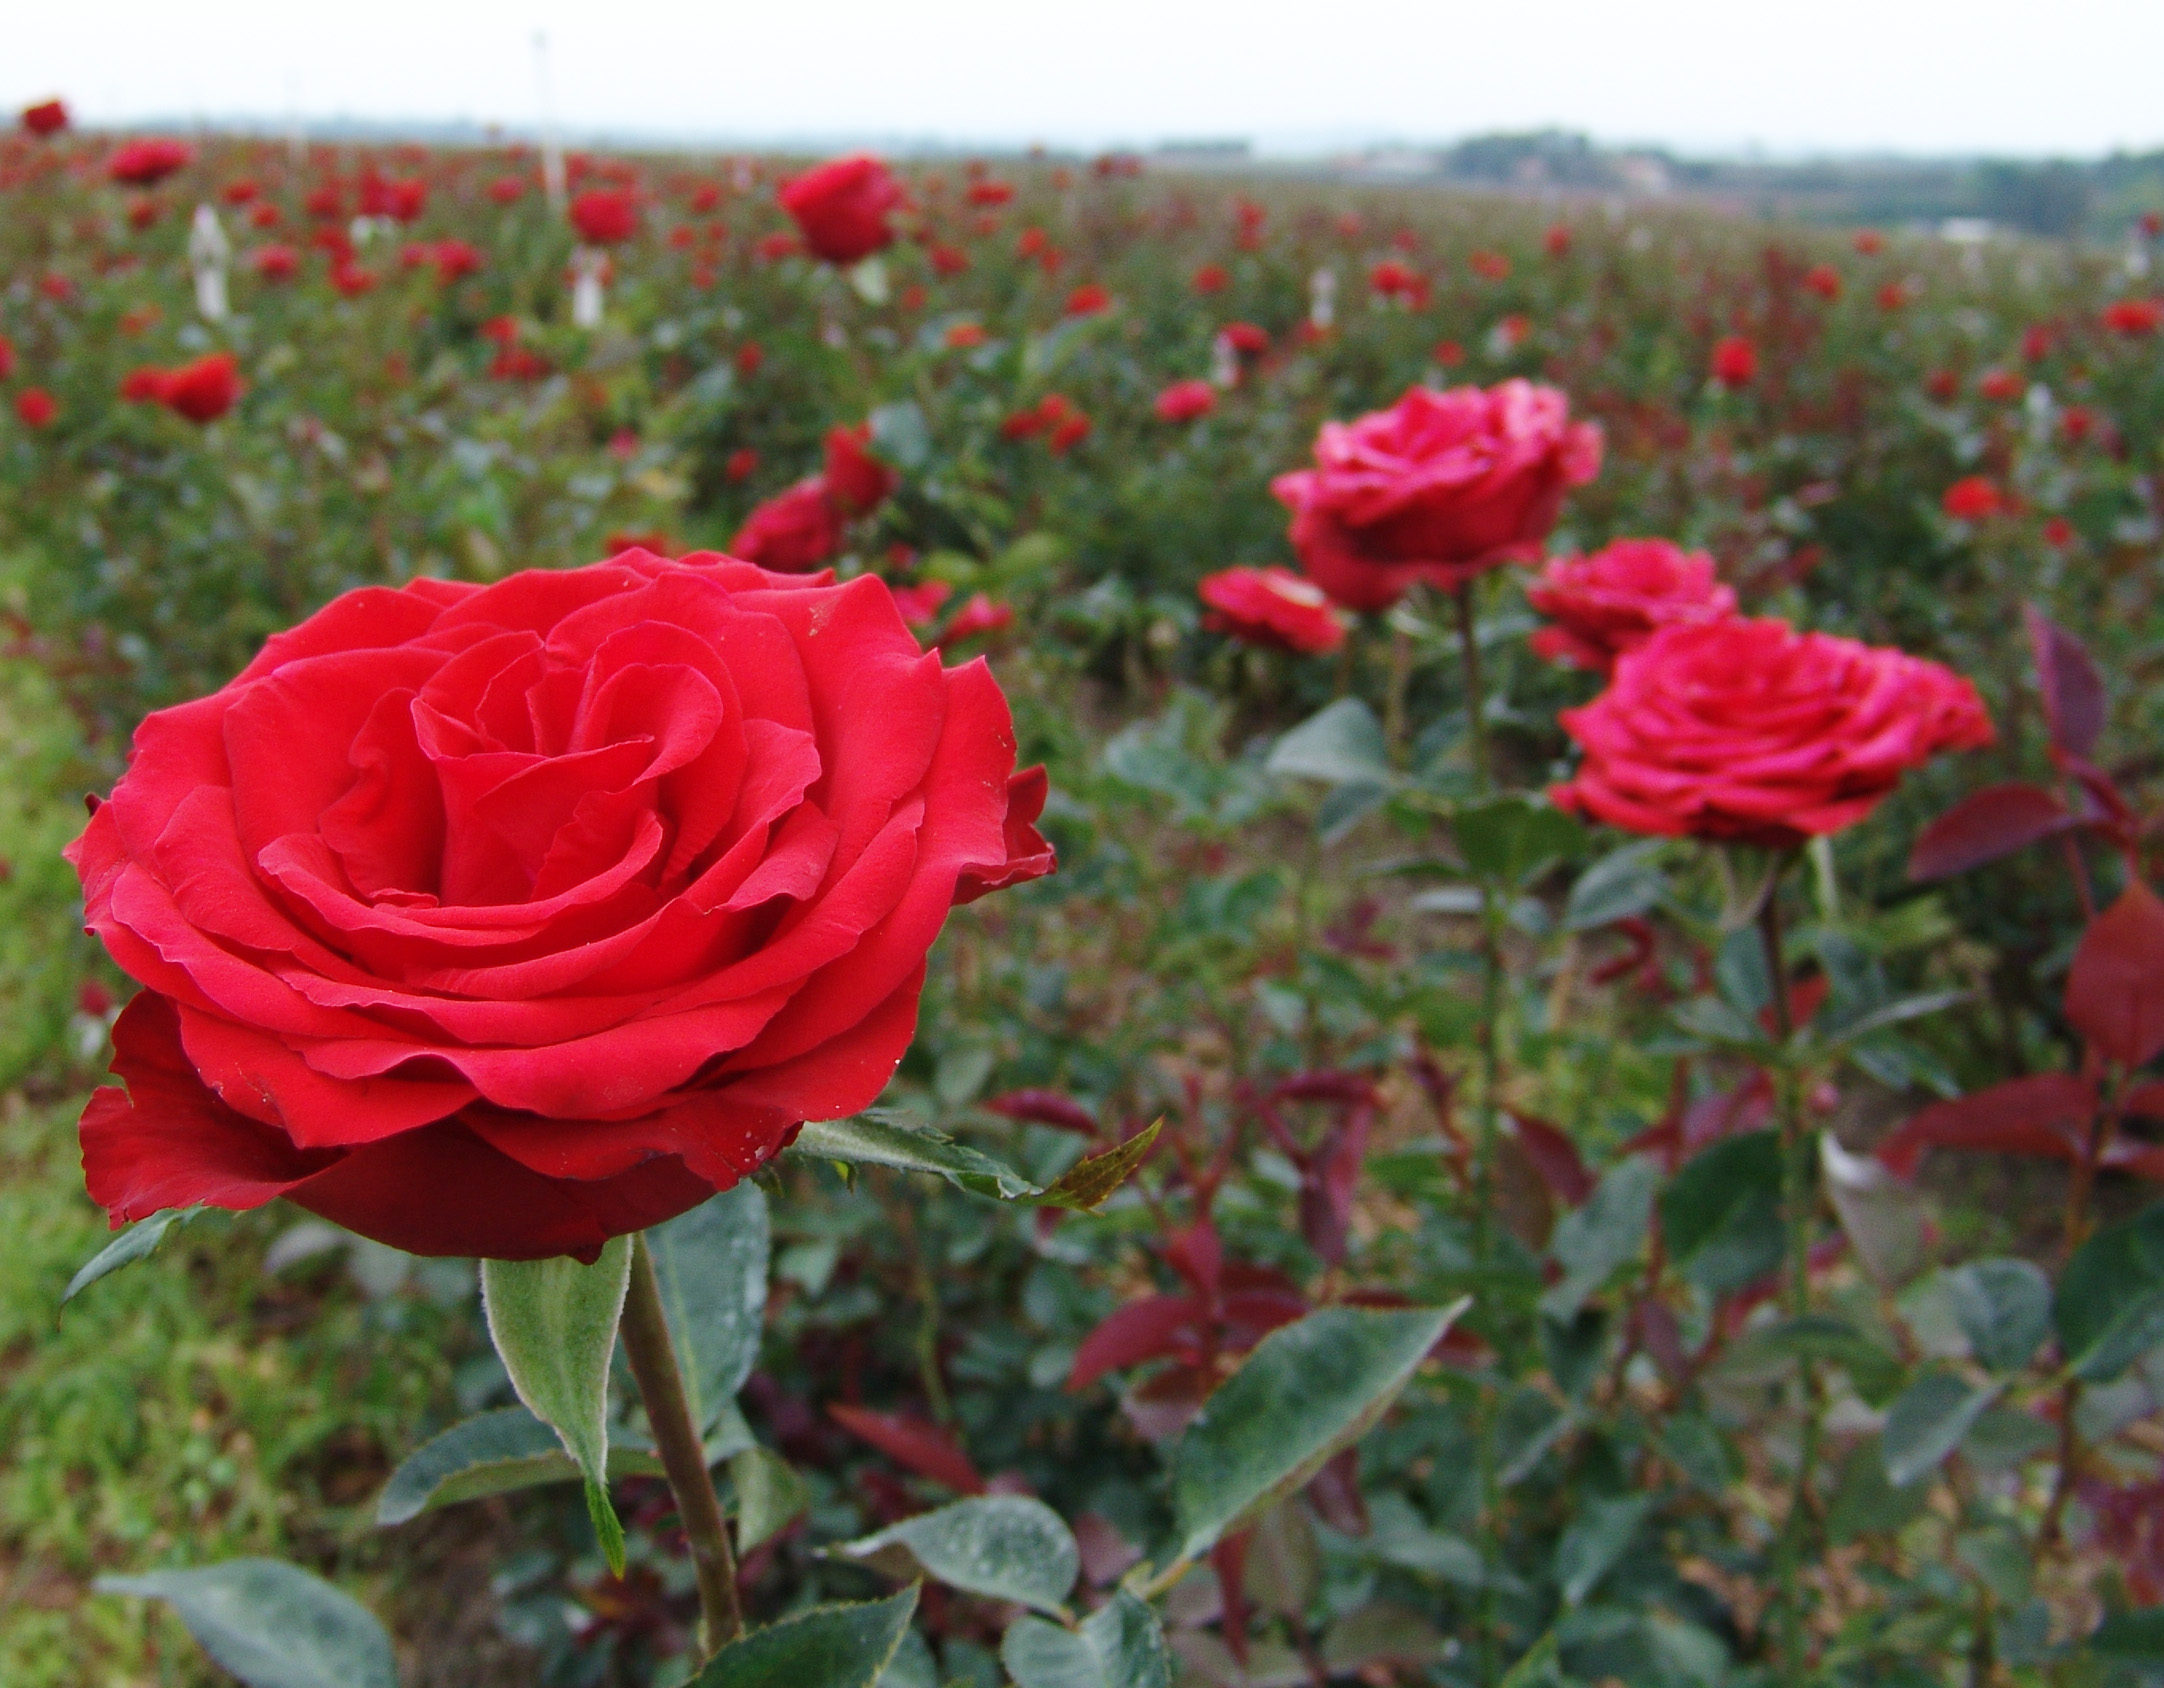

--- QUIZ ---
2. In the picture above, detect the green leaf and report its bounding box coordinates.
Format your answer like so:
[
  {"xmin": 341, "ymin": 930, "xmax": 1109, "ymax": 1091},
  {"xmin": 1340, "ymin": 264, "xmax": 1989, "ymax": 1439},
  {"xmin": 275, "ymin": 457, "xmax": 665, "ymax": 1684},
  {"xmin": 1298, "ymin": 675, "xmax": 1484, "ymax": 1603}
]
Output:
[
  {"xmin": 1172, "ymin": 1301, "xmax": 1464, "ymax": 1562},
  {"xmin": 730, "ymin": 1443, "xmax": 810, "ymax": 1552},
  {"xmin": 1713, "ymin": 928, "xmax": 1772, "ymax": 1020},
  {"xmin": 834, "ymin": 1495, "xmax": 1078, "ymax": 1615},
  {"xmin": 97, "ymin": 1559, "xmax": 396, "ymax": 1688},
  {"xmin": 2091, "ymin": 1607, "xmax": 2164, "ymax": 1661},
  {"xmin": 2055, "ymin": 1204, "xmax": 2164, "ymax": 1382},
  {"xmin": 1714, "ymin": 1315, "xmax": 1906, "ymax": 1406},
  {"xmin": 1821, "ymin": 989, "xmax": 1970, "ymax": 1045},
  {"xmin": 1554, "ymin": 1494, "xmax": 1651, "ymax": 1606},
  {"xmin": 62, "ymin": 1206, "xmax": 203, "ymax": 1306},
  {"xmin": 1035, "ymin": 1119, "xmax": 1161, "ymax": 1212},
  {"xmin": 375, "ymin": 1407, "xmax": 664, "ymax": 1526},
  {"xmin": 1266, "ymin": 698, "xmax": 1392, "ymax": 788},
  {"xmin": 689, "ymin": 1586, "xmax": 919, "ymax": 1688},
  {"xmin": 1658, "ymin": 1131, "xmax": 1784, "ymax": 1297},
  {"xmin": 1001, "ymin": 1593, "xmax": 1171, "ymax": 1688},
  {"xmin": 1668, "ymin": 996, "xmax": 1764, "ymax": 1048},
  {"xmin": 1882, "ymin": 1369, "xmax": 2000, "ymax": 1487},
  {"xmin": 1541, "ymin": 1157, "xmax": 1659, "ymax": 1320},
  {"xmin": 480, "ymin": 1235, "xmax": 632, "ymax": 1574},
  {"xmin": 1452, "ymin": 796, "xmax": 1585, "ymax": 887},
  {"xmin": 646, "ymin": 1184, "xmax": 770, "ymax": 1436},
  {"xmin": 1945, "ymin": 1259, "xmax": 2053, "ymax": 1373},
  {"xmin": 788, "ymin": 1111, "xmax": 1038, "ymax": 1201},
  {"xmin": 1562, "ymin": 839, "xmax": 1667, "ymax": 932},
  {"xmin": 1827, "ymin": 1438, "xmax": 1931, "ymax": 1542}
]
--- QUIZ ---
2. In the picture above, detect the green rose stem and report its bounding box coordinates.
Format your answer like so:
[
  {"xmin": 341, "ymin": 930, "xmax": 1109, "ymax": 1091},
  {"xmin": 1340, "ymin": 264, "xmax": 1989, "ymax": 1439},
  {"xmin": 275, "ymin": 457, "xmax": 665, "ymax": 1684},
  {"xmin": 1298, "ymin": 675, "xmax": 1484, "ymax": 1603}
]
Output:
[
  {"xmin": 1453, "ymin": 575, "xmax": 1506, "ymax": 1683},
  {"xmin": 620, "ymin": 1234, "xmax": 745, "ymax": 1657},
  {"xmin": 1453, "ymin": 581, "xmax": 1490, "ymax": 790},
  {"xmin": 1756, "ymin": 856, "xmax": 1820, "ymax": 1685}
]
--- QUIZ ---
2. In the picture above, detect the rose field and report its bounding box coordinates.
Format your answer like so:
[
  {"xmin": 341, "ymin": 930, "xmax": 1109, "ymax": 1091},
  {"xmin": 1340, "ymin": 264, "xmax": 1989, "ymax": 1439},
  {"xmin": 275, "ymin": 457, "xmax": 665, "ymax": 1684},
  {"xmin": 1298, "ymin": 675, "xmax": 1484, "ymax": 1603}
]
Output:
[{"xmin": 7, "ymin": 113, "xmax": 2164, "ymax": 1688}]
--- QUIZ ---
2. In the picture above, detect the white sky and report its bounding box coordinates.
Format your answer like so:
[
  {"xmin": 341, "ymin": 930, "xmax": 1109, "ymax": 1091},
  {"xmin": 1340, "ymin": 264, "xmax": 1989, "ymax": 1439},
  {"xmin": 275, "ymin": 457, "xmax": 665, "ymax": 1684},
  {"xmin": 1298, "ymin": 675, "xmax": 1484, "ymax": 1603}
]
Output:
[{"xmin": 10, "ymin": 0, "xmax": 2160, "ymax": 159}]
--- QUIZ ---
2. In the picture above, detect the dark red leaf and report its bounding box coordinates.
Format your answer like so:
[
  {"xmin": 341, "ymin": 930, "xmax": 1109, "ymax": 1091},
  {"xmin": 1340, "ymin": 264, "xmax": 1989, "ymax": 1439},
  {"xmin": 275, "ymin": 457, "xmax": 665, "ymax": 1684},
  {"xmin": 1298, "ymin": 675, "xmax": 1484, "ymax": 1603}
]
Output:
[
  {"xmin": 1908, "ymin": 783, "xmax": 2072, "ymax": 881},
  {"xmin": 1120, "ymin": 1362, "xmax": 1213, "ymax": 1442},
  {"xmin": 1761, "ymin": 973, "xmax": 1831, "ymax": 1036},
  {"xmin": 1874, "ymin": 1072, "xmax": 2094, "ymax": 1178},
  {"xmin": 2099, "ymin": 1139, "xmax": 2164, "ymax": 1182},
  {"xmin": 1271, "ymin": 1070, "xmax": 1383, "ymax": 1107},
  {"xmin": 1162, "ymin": 1219, "xmax": 1223, "ymax": 1300},
  {"xmin": 1067, "ymin": 1293, "xmax": 1209, "ymax": 1392},
  {"xmin": 982, "ymin": 1089, "xmax": 1098, "ymax": 1134},
  {"xmin": 1073, "ymin": 1512, "xmax": 1143, "ymax": 1587},
  {"xmin": 1506, "ymin": 1112, "xmax": 1596, "ymax": 1206},
  {"xmin": 1218, "ymin": 1288, "xmax": 1310, "ymax": 1349},
  {"xmin": 2124, "ymin": 1082, "xmax": 2164, "ymax": 1121},
  {"xmin": 2026, "ymin": 603, "xmax": 2107, "ymax": 758},
  {"xmin": 826, "ymin": 1405, "xmax": 987, "ymax": 1495},
  {"xmin": 1298, "ymin": 1104, "xmax": 1373, "ymax": 1265},
  {"xmin": 1305, "ymin": 1447, "xmax": 1369, "ymax": 1536},
  {"xmin": 1211, "ymin": 1531, "xmax": 1252, "ymax": 1666},
  {"xmin": 2065, "ymin": 881, "xmax": 2164, "ymax": 1068}
]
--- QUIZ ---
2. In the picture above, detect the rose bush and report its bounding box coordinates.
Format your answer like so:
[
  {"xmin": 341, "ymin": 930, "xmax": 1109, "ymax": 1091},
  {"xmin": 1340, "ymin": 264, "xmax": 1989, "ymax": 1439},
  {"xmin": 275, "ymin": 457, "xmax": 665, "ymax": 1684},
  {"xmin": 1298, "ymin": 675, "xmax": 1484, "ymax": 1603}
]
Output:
[
  {"xmin": 70, "ymin": 550, "xmax": 1052, "ymax": 1259},
  {"xmin": 1271, "ymin": 379, "xmax": 1602, "ymax": 611},
  {"xmin": 1552, "ymin": 615, "xmax": 1993, "ymax": 845}
]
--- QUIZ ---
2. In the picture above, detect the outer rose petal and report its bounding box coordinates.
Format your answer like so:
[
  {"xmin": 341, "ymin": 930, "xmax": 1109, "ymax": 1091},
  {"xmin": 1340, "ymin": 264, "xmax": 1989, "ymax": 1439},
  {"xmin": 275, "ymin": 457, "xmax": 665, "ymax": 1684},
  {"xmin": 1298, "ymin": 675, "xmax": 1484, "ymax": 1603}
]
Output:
[{"xmin": 956, "ymin": 765, "xmax": 1057, "ymax": 904}]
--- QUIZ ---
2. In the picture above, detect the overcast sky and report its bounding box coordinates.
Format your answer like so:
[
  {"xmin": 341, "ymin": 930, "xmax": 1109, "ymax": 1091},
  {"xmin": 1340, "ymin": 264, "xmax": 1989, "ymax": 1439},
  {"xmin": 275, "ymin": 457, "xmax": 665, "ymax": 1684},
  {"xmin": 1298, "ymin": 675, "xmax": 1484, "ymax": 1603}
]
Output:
[{"xmin": 10, "ymin": 0, "xmax": 2159, "ymax": 160}]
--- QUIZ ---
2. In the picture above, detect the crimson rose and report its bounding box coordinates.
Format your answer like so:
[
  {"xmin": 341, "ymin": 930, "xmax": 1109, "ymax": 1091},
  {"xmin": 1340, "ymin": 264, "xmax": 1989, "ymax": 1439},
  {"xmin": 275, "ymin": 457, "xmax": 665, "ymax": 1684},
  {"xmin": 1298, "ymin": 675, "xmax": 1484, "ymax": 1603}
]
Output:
[
  {"xmin": 71, "ymin": 551, "xmax": 1053, "ymax": 1259},
  {"xmin": 1526, "ymin": 538, "xmax": 1736, "ymax": 674},
  {"xmin": 1198, "ymin": 566, "xmax": 1348, "ymax": 655},
  {"xmin": 777, "ymin": 155, "xmax": 903, "ymax": 266},
  {"xmin": 1551, "ymin": 617, "xmax": 1992, "ymax": 848},
  {"xmin": 1271, "ymin": 380, "xmax": 1602, "ymax": 612}
]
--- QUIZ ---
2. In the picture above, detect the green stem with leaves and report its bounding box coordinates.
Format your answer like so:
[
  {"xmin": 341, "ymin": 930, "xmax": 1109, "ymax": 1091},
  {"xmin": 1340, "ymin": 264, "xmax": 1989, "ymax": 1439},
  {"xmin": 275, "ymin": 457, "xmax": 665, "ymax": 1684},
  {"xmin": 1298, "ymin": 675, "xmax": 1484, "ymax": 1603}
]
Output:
[{"xmin": 621, "ymin": 1235, "xmax": 744, "ymax": 1659}]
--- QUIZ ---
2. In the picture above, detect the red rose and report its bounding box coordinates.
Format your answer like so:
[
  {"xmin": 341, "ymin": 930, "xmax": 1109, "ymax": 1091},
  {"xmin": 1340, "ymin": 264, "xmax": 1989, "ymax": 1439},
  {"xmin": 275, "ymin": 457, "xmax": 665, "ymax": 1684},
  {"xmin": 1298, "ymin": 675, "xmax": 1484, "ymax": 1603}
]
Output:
[
  {"xmin": 892, "ymin": 580, "xmax": 953, "ymax": 628},
  {"xmin": 250, "ymin": 244, "xmax": 300, "ymax": 282},
  {"xmin": 15, "ymin": 388, "xmax": 56, "ymax": 429},
  {"xmin": 1065, "ymin": 283, "xmax": 1111, "ymax": 317},
  {"xmin": 571, "ymin": 188, "xmax": 639, "ymax": 246},
  {"xmin": 1220, "ymin": 322, "xmax": 1269, "ymax": 357},
  {"xmin": 940, "ymin": 593, "xmax": 1013, "ymax": 645},
  {"xmin": 1941, "ymin": 476, "xmax": 2004, "ymax": 522},
  {"xmin": 1271, "ymin": 380, "xmax": 1603, "ymax": 612},
  {"xmin": 1198, "ymin": 566, "xmax": 1348, "ymax": 655},
  {"xmin": 731, "ymin": 480, "xmax": 842, "ymax": 573},
  {"xmin": 488, "ymin": 175, "xmax": 528, "ymax": 204},
  {"xmin": 70, "ymin": 552, "xmax": 1053, "ymax": 1260},
  {"xmin": 0, "ymin": 334, "xmax": 14, "ymax": 380},
  {"xmin": 22, "ymin": 99, "xmax": 68, "ymax": 138},
  {"xmin": 1552, "ymin": 617, "xmax": 1992, "ymax": 848},
  {"xmin": 822, "ymin": 425, "xmax": 897, "ymax": 518},
  {"xmin": 1154, "ymin": 380, "xmax": 1216, "ymax": 424},
  {"xmin": 1710, "ymin": 336, "xmax": 1758, "ymax": 389},
  {"xmin": 1191, "ymin": 264, "xmax": 1229, "ymax": 295},
  {"xmin": 1526, "ymin": 539, "xmax": 1737, "ymax": 675},
  {"xmin": 2103, "ymin": 299, "xmax": 2163, "ymax": 337},
  {"xmin": 158, "ymin": 353, "xmax": 244, "ymax": 423},
  {"xmin": 108, "ymin": 139, "xmax": 194, "ymax": 187},
  {"xmin": 1368, "ymin": 260, "xmax": 1427, "ymax": 306},
  {"xmin": 1802, "ymin": 265, "xmax": 1841, "ymax": 301},
  {"xmin": 777, "ymin": 155, "xmax": 903, "ymax": 266},
  {"xmin": 966, "ymin": 179, "xmax": 1014, "ymax": 208}
]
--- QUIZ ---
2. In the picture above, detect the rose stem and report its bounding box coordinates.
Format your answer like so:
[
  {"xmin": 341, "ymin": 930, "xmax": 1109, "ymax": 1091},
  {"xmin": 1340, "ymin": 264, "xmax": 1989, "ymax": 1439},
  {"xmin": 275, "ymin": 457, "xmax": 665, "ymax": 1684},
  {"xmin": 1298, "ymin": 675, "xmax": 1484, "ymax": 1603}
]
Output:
[
  {"xmin": 621, "ymin": 1234, "xmax": 745, "ymax": 1656},
  {"xmin": 1453, "ymin": 582, "xmax": 1490, "ymax": 791},
  {"xmin": 1451, "ymin": 574, "xmax": 1507, "ymax": 1681},
  {"xmin": 1757, "ymin": 861, "xmax": 1821, "ymax": 1686}
]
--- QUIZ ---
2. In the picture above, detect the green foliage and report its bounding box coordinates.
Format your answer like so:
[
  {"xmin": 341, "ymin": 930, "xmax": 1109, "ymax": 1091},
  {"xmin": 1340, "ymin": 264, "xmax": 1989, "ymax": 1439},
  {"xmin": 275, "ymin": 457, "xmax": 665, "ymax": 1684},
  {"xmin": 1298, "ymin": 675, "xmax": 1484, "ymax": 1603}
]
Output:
[{"xmin": 96, "ymin": 1559, "xmax": 396, "ymax": 1688}]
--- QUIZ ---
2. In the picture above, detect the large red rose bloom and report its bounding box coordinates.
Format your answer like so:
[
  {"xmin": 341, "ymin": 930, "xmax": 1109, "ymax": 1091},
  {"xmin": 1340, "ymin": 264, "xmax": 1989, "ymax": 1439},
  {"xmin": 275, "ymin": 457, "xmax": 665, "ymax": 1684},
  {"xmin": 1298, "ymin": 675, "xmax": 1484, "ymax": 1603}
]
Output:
[
  {"xmin": 1271, "ymin": 380, "xmax": 1603, "ymax": 612},
  {"xmin": 1550, "ymin": 617, "xmax": 1993, "ymax": 849},
  {"xmin": 70, "ymin": 552, "xmax": 1053, "ymax": 1259},
  {"xmin": 108, "ymin": 138, "xmax": 195, "ymax": 187},
  {"xmin": 777, "ymin": 155, "xmax": 903, "ymax": 266}
]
